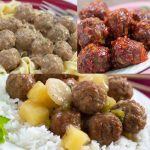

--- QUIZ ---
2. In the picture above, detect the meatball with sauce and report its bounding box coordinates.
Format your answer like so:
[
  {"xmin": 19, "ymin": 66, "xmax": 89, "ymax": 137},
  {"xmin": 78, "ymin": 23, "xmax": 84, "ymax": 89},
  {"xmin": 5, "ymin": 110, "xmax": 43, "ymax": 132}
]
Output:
[
  {"xmin": 78, "ymin": 17, "xmax": 109, "ymax": 48},
  {"xmin": 78, "ymin": 43, "xmax": 111, "ymax": 73},
  {"xmin": 0, "ymin": 48, "xmax": 21, "ymax": 72},
  {"xmin": 108, "ymin": 76, "xmax": 133, "ymax": 101},
  {"xmin": 47, "ymin": 23, "xmax": 70, "ymax": 42},
  {"xmin": 107, "ymin": 8, "xmax": 132, "ymax": 39},
  {"xmin": 68, "ymin": 31, "xmax": 77, "ymax": 51},
  {"xmin": 0, "ymin": 30, "xmax": 16, "ymax": 51},
  {"xmin": 112, "ymin": 100, "xmax": 147, "ymax": 133},
  {"xmin": 88, "ymin": 113, "xmax": 122, "ymax": 145},
  {"xmin": 54, "ymin": 41, "xmax": 73, "ymax": 61},
  {"xmin": 50, "ymin": 109, "xmax": 81, "ymax": 136},
  {"xmin": 72, "ymin": 81, "xmax": 107, "ymax": 114},
  {"xmin": 6, "ymin": 74, "xmax": 35, "ymax": 100},
  {"xmin": 79, "ymin": 0, "xmax": 109, "ymax": 20},
  {"xmin": 111, "ymin": 36, "xmax": 148, "ymax": 69}
]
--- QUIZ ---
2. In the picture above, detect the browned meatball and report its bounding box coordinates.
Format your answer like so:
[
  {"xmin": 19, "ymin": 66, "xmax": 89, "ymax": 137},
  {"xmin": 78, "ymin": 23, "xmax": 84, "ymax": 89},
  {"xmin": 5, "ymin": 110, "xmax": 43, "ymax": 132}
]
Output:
[
  {"xmin": 47, "ymin": 23, "xmax": 70, "ymax": 42},
  {"xmin": 15, "ymin": 28, "xmax": 36, "ymax": 51},
  {"xmin": 132, "ymin": 20, "xmax": 150, "ymax": 49},
  {"xmin": 54, "ymin": 41, "xmax": 73, "ymax": 61},
  {"xmin": 107, "ymin": 8, "xmax": 132, "ymax": 39},
  {"xmin": 58, "ymin": 16, "xmax": 76, "ymax": 34},
  {"xmin": 112, "ymin": 100, "xmax": 147, "ymax": 133},
  {"xmin": 0, "ymin": 48, "xmax": 21, "ymax": 72},
  {"xmin": 34, "ymin": 13, "xmax": 54, "ymax": 35},
  {"xmin": 88, "ymin": 113, "xmax": 122, "ymax": 145},
  {"xmin": 31, "ymin": 37, "xmax": 53, "ymax": 56},
  {"xmin": 79, "ymin": 0, "xmax": 109, "ymax": 20},
  {"xmin": 111, "ymin": 36, "xmax": 148, "ymax": 69},
  {"xmin": 72, "ymin": 81, "xmax": 107, "ymax": 114},
  {"xmin": 0, "ymin": 17, "xmax": 22, "ymax": 33},
  {"xmin": 108, "ymin": 76, "xmax": 133, "ymax": 101},
  {"xmin": 78, "ymin": 17, "xmax": 109, "ymax": 48},
  {"xmin": 0, "ymin": 30, "xmax": 16, "ymax": 51},
  {"xmin": 6, "ymin": 74, "xmax": 35, "ymax": 100},
  {"xmin": 15, "ymin": 4, "xmax": 35, "ymax": 23},
  {"xmin": 50, "ymin": 109, "xmax": 81, "ymax": 136},
  {"xmin": 68, "ymin": 31, "xmax": 77, "ymax": 51}
]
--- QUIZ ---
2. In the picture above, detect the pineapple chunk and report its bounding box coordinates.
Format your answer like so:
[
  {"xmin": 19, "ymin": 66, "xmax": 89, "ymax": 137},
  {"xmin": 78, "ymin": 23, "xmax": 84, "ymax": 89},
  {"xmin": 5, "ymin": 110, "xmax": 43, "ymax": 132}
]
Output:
[
  {"xmin": 19, "ymin": 100, "xmax": 49, "ymax": 126},
  {"xmin": 62, "ymin": 125, "xmax": 90, "ymax": 150},
  {"xmin": 27, "ymin": 81, "xmax": 56, "ymax": 109}
]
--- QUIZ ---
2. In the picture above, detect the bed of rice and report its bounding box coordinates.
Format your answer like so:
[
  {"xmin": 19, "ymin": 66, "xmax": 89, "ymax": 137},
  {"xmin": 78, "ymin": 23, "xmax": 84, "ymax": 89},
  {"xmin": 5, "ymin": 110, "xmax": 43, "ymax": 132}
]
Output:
[{"xmin": 0, "ymin": 75, "xmax": 149, "ymax": 150}]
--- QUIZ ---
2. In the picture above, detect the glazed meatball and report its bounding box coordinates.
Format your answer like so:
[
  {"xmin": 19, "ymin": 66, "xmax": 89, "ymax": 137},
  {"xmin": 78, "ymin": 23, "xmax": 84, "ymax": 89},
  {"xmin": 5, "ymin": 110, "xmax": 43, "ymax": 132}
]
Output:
[
  {"xmin": 15, "ymin": 4, "xmax": 35, "ymax": 23},
  {"xmin": 34, "ymin": 13, "xmax": 54, "ymax": 35},
  {"xmin": 79, "ymin": 0, "xmax": 109, "ymax": 20},
  {"xmin": 0, "ymin": 48, "xmax": 21, "ymax": 72},
  {"xmin": 54, "ymin": 41, "xmax": 73, "ymax": 61},
  {"xmin": 132, "ymin": 20, "xmax": 150, "ymax": 49},
  {"xmin": 111, "ymin": 36, "xmax": 148, "ymax": 69},
  {"xmin": 107, "ymin": 8, "xmax": 131, "ymax": 39},
  {"xmin": 31, "ymin": 37, "xmax": 53, "ymax": 56},
  {"xmin": 40, "ymin": 54, "xmax": 64, "ymax": 74},
  {"xmin": 78, "ymin": 17, "xmax": 109, "ymax": 48},
  {"xmin": 108, "ymin": 76, "xmax": 133, "ymax": 101},
  {"xmin": 47, "ymin": 23, "xmax": 70, "ymax": 42},
  {"xmin": 112, "ymin": 100, "xmax": 147, "ymax": 133},
  {"xmin": 58, "ymin": 16, "xmax": 76, "ymax": 33},
  {"xmin": 6, "ymin": 74, "xmax": 35, "ymax": 100},
  {"xmin": 88, "ymin": 113, "xmax": 122, "ymax": 145},
  {"xmin": 0, "ymin": 17, "xmax": 22, "ymax": 33},
  {"xmin": 0, "ymin": 30, "xmax": 16, "ymax": 51},
  {"xmin": 68, "ymin": 31, "xmax": 77, "ymax": 51},
  {"xmin": 15, "ymin": 28, "xmax": 36, "ymax": 51},
  {"xmin": 72, "ymin": 81, "xmax": 107, "ymax": 114},
  {"xmin": 50, "ymin": 109, "xmax": 81, "ymax": 136},
  {"xmin": 78, "ymin": 43, "xmax": 111, "ymax": 73}
]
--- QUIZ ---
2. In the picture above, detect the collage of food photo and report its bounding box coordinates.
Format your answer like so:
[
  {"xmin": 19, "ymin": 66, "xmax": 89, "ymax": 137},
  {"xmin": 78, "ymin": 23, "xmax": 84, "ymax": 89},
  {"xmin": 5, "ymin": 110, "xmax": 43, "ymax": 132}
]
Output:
[{"xmin": 0, "ymin": 0, "xmax": 149, "ymax": 150}]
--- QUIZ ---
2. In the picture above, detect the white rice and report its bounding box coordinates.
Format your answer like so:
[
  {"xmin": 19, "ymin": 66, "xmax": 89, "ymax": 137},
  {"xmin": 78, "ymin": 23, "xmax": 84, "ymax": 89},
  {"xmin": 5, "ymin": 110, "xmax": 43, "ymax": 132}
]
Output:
[{"xmin": 0, "ymin": 75, "xmax": 149, "ymax": 150}]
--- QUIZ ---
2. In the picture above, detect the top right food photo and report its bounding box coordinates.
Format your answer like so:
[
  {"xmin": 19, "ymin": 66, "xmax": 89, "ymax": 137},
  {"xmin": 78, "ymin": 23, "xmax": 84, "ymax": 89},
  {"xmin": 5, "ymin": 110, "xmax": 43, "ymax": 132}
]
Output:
[{"xmin": 77, "ymin": 0, "xmax": 150, "ymax": 74}]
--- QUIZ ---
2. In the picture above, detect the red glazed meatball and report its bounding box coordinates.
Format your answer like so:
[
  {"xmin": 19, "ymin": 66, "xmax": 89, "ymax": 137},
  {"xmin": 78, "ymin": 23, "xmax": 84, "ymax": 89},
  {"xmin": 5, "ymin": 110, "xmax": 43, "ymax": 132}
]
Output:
[
  {"xmin": 79, "ymin": 0, "xmax": 109, "ymax": 20},
  {"xmin": 111, "ymin": 36, "xmax": 148, "ymax": 69},
  {"xmin": 88, "ymin": 113, "xmax": 122, "ymax": 145},
  {"xmin": 78, "ymin": 17, "xmax": 109, "ymax": 48},
  {"xmin": 107, "ymin": 8, "xmax": 132, "ymax": 39},
  {"xmin": 78, "ymin": 43, "xmax": 111, "ymax": 73}
]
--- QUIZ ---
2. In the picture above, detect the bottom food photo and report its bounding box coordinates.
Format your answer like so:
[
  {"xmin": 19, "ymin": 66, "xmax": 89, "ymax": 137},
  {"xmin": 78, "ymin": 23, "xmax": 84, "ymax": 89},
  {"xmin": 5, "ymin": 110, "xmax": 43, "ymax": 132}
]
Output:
[{"xmin": 0, "ymin": 74, "xmax": 149, "ymax": 150}]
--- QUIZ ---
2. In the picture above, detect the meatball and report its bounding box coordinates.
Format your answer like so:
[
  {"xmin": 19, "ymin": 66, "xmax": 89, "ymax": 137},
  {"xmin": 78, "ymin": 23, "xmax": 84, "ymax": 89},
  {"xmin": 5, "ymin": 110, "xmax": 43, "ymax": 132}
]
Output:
[
  {"xmin": 72, "ymin": 81, "xmax": 107, "ymax": 114},
  {"xmin": 15, "ymin": 28, "xmax": 36, "ymax": 51},
  {"xmin": 54, "ymin": 41, "xmax": 73, "ymax": 61},
  {"xmin": 6, "ymin": 74, "xmax": 35, "ymax": 100},
  {"xmin": 15, "ymin": 4, "xmax": 35, "ymax": 23},
  {"xmin": 112, "ymin": 100, "xmax": 147, "ymax": 133},
  {"xmin": 47, "ymin": 23, "xmax": 70, "ymax": 42},
  {"xmin": 79, "ymin": 0, "xmax": 109, "ymax": 20},
  {"xmin": 88, "ymin": 113, "xmax": 122, "ymax": 145},
  {"xmin": 111, "ymin": 36, "xmax": 148, "ymax": 69},
  {"xmin": 68, "ymin": 31, "xmax": 77, "ymax": 51},
  {"xmin": 0, "ymin": 30, "xmax": 16, "ymax": 51},
  {"xmin": 0, "ymin": 48, "xmax": 21, "ymax": 72},
  {"xmin": 0, "ymin": 17, "xmax": 22, "ymax": 33},
  {"xmin": 31, "ymin": 37, "xmax": 53, "ymax": 56},
  {"xmin": 108, "ymin": 76, "xmax": 133, "ymax": 101},
  {"xmin": 78, "ymin": 17, "xmax": 109, "ymax": 48},
  {"xmin": 58, "ymin": 16, "xmax": 76, "ymax": 33},
  {"xmin": 40, "ymin": 54, "xmax": 64, "ymax": 74},
  {"xmin": 34, "ymin": 13, "xmax": 54, "ymax": 35},
  {"xmin": 107, "ymin": 8, "xmax": 131, "ymax": 39},
  {"xmin": 78, "ymin": 43, "xmax": 111, "ymax": 73},
  {"xmin": 50, "ymin": 109, "xmax": 81, "ymax": 136},
  {"xmin": 132, "ymin": 20, "xmax": 150, "ymax": 49}
]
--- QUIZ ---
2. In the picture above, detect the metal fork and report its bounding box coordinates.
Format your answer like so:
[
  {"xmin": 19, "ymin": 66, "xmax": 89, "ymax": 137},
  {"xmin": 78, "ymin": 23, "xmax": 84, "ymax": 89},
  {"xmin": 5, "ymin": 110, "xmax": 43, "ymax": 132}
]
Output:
[{"xmin": 40, "ymin": 0, "xmax": 77, "ymax": 19}]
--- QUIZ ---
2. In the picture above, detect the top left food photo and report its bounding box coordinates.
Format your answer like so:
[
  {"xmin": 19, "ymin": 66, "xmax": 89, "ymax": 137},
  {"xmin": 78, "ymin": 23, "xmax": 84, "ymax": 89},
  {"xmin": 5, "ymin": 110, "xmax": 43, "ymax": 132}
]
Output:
[{"xmin": 0, "ymin": 0, "xmax": 77, "ymax": 74}]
